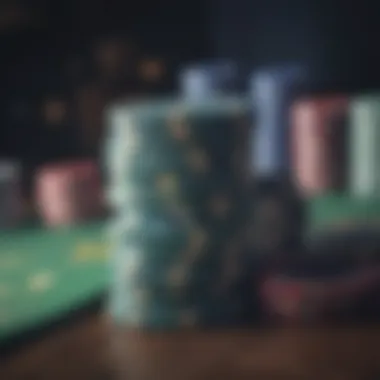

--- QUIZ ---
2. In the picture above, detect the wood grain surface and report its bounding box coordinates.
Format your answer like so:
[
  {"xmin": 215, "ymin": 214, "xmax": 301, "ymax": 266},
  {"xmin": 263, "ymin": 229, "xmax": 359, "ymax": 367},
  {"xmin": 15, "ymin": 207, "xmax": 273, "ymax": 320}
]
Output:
[{"xmin": 2, "ymin": 314, "xmax": 380, "ymax": 380}]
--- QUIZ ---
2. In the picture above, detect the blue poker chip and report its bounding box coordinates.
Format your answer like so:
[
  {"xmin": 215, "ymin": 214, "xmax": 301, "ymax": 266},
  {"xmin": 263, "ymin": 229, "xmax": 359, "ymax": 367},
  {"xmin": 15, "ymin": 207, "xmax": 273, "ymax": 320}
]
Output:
[
  {"xmin": 249, "ymin": 64, "xmax": 306, "ymax": 178},
  {"xmin": 179, "ymin": 61, "xmax": 237, "ymax": 100}
]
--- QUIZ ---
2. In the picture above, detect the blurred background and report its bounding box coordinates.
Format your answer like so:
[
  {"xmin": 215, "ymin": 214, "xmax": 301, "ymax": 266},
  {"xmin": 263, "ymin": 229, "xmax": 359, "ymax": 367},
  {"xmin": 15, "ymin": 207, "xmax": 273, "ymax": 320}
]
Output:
[
  {"xmin": 214, "ymin": 0, "xmax": 380, "ymax": 93},
  {"xmin": 0, "ymin": 0, "xmax": 211, "ymax": 199},
  {"xmin": 2, "ymin": 0, "xmax": 380, "ymax": 191},
  {"xmin": 2, "ymin": 1, "xmax": 380, "ymax": 377}
]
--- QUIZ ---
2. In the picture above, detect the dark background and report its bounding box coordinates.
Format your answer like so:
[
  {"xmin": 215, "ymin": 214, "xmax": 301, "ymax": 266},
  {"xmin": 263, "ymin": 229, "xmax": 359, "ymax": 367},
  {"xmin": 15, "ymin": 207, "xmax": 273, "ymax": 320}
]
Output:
[
  {"xmin": 1, "ymin": 0, "xmax": 379, "ymax": 163},
  {"xmin": 0, "ymin": 0, "xmax": 211, "ymax": 158},
  {"xmin": 213, "ymin": 0, "xmax": 379, "ymax": 93}
]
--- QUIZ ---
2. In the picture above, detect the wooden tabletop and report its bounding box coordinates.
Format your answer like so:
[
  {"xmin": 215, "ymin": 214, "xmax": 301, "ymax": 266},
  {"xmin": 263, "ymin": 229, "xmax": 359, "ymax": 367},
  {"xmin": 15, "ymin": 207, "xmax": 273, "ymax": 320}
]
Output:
[{"xmin": 2, "ymin": 314, "xmax": 380, "ymax": 380}]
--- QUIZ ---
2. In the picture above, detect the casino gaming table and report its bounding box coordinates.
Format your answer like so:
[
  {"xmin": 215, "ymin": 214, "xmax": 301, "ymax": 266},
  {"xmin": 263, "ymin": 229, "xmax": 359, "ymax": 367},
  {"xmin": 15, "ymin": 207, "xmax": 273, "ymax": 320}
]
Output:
[
  {"xmin": 2, "ymin": 208, "xmax": 380, "ymax": 379},
  {"xmin": 0, "ymin": 221, "xmax": 108, "ymax": 346},
  {"xmin": 1, "ymin": 195, "xmax": 380, "ymax": 347}
]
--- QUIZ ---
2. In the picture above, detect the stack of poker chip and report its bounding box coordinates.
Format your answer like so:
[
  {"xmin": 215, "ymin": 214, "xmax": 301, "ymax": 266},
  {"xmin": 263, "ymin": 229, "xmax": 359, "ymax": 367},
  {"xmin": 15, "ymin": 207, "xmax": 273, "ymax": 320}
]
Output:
[
  {"xmin": 105, "ymin": 97, "xmax": 252, "ymax": 328},
  {"xmin": 0, "ymin": 161, "xmax": 23, "ymax": 228},
  {"xmin": 35, "ymin": 161, "xmax": 104, "ymax": 227}
]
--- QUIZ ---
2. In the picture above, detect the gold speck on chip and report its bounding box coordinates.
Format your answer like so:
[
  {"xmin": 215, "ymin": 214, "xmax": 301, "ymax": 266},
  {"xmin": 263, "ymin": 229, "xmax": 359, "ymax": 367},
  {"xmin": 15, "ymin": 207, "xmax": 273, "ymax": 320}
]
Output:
[
  {"xmin": 155, "ymin": 173, "xmax": 179, "ymax": 196},
  {"xmin": 186, "ymin": 148, "xmax": 210, "ymax": 174},
  {"xmin": 189, "ymin": 228, "xmax": 208, "ymax": 251},
  {"xmin": 182, "ymin": 228, "xmax": 208, "ymax": 263},
  {"xmin": 167, "ymin": 111, "xmax": 190, "ymax": 141}
]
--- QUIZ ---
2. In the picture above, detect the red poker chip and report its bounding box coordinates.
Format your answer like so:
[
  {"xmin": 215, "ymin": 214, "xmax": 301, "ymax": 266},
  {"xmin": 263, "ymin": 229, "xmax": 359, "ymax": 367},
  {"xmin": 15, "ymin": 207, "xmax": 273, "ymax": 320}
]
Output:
[{"xmin": 260, "ymin": 275, "xmax": 306, "ymax": 321}]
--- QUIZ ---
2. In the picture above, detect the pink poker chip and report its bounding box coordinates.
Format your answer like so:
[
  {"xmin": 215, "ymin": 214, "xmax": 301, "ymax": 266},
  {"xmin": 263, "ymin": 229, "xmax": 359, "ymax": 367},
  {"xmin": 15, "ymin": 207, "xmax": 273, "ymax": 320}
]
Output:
[
  {"xmin": 35, "ymin": 160, "xmax": 104, "ymax": 227},
  {"xmin": 291, "ymin": 96, "xmax": 348, "ymax": 197}
]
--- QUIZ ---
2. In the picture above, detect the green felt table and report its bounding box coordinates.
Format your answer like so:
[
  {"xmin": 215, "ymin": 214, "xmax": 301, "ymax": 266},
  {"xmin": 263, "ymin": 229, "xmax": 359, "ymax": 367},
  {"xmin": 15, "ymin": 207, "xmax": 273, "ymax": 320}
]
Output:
[
  {"xmin": 1, "ymin": 195, "xmax": 379, "ymax": 346},
  {"xmin": 307, "ymin": 195, "xmax": 380, "ymax": 231},
  {"xmin": 0, "ymin": 222, "xmax": 109, "ymax": 343}
]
